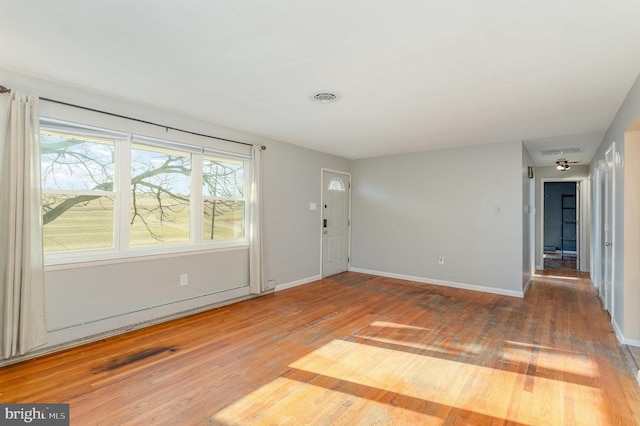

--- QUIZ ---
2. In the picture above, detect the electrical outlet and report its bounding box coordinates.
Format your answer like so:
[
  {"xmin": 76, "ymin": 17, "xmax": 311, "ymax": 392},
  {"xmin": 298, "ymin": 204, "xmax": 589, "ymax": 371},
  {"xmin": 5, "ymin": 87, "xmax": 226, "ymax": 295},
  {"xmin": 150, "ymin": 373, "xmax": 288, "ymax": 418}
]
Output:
[
  {"xmin": 180, "ymin": 274, "xmax": 188, "ymax": 286},
  {"xmin": 438, "ymin": 256, "xmax": 445, "ymax": 265}
]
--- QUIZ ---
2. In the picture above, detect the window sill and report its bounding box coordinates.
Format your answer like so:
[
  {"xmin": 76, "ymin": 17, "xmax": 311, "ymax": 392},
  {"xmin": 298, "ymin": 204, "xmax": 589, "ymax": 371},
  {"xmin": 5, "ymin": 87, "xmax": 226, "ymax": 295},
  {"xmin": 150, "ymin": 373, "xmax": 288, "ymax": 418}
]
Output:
[{"xmin": 44, "ymin": 242, "xmax": 249, "ymax": 272}]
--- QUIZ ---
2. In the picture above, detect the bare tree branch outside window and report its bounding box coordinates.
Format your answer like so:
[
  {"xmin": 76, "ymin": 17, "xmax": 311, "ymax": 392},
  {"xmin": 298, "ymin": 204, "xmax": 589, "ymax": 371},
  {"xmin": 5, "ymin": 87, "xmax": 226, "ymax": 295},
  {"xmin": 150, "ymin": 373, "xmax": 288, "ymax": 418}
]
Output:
[
  {"xmin": 40, "ymin": 132, "xmax": 246, "ymax": 253},
  {"xmin": 203, "ymin": 156, "xmax": 245, "ymax": 240}
]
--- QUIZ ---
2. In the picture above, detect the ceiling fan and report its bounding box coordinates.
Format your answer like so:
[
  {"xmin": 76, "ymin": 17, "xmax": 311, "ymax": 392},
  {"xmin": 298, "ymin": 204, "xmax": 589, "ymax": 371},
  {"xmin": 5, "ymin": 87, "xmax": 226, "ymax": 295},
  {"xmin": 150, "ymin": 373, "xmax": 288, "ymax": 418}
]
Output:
[{"xmin": 556, "ymin": 158, "xmax": 580, "ymax": 171}]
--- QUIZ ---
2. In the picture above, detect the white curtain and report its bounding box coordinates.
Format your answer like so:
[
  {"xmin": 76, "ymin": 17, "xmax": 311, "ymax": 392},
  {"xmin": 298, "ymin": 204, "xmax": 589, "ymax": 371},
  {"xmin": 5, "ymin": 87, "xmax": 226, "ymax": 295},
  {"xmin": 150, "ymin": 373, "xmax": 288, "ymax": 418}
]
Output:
[
  {"xmin": 249, "ymin": 145, "xmax": 267, "ymax": 294},
  {"xmin": 0, "ymin": 91, "xmax": 47, "ymax": 359}
]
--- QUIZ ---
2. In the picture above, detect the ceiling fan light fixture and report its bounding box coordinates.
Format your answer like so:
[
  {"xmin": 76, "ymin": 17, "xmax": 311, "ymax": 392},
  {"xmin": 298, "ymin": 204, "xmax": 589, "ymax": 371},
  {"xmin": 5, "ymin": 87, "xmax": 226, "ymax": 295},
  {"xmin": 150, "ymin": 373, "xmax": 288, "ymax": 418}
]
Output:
[{"xmin": 556, "ymin": 159, "xmax": 572, "ymax": 171}]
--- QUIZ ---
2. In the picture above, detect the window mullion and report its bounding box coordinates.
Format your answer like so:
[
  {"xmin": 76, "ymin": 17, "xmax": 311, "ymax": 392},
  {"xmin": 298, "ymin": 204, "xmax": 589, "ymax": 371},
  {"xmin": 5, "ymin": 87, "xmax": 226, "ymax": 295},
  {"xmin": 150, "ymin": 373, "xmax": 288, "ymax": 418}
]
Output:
[
  {"xmin": 191, "ymin": 152, "xmax": 203, "ymax": 245},
  {"xmin": 117, "ymin": 136, "xmax": 132, "ymax": 251}
]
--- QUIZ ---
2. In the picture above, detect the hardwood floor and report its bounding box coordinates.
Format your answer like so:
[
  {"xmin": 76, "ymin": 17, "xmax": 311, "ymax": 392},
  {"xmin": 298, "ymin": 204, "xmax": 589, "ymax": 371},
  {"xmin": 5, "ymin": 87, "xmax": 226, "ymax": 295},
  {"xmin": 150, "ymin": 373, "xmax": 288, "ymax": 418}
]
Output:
[
  {"xmin": 543, "ymin": 257, "xmax": 578, "ymax": 271},
  {"xmin": 2, "ymin": 272, "xmax": 639, "ymax": 425},
  {"xmin": 543, "ymin": 251, "xmax": 578, "ymax": 272}
]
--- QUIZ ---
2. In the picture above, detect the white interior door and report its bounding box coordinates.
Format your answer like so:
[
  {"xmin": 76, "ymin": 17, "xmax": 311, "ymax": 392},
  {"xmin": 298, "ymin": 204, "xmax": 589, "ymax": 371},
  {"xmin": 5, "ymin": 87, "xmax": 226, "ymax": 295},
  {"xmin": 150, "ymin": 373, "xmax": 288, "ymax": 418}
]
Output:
[
  {"xmin": 603, "ymin": 145, "xmax": 615, "ymax": 313},
  {"xmin": 593, "ymin": 165, "xmax": 602, "ymax": 298},
  {"xmin": 322, "ymin": 170, "xmax": 350, "ymax": 277}
]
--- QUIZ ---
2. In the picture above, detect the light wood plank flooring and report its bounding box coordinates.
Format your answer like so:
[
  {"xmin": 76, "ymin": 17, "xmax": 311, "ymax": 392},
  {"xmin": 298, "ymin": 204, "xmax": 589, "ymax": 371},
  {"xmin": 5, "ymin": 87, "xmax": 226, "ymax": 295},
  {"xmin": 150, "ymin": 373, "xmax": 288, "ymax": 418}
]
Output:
[{"xmin": 1, "ymin": 272, "xmax": 639, "ymax": 425}]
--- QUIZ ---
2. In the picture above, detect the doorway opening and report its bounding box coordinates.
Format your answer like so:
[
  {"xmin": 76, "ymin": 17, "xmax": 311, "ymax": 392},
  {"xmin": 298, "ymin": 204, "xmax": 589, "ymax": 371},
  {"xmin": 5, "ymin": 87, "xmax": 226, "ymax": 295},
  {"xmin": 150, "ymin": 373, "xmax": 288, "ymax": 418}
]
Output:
[{"xmin": 543, "ymin": 181, "xmax": 579, "ymax": 272}]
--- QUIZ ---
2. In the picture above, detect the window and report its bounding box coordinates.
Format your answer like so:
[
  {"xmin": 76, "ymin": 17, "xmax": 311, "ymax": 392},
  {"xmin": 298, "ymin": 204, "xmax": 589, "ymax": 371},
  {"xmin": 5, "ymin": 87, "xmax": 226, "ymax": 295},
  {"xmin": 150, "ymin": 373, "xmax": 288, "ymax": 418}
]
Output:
[
  {"xmin": 40, "ymin": 122, "xmax": 120, "ymax": 253},
  {"xmin": 328, "ymin": 177, "xmax": 345, "ymax": 191},
  {"xmin": 130, "ymin": 142, "xmax": 192, "ymax": 247},
  {"xmin": 40, "ymin": 118, "xmax": 250, "ymax": 262},
  {"xmin": 203, "ymin": 155, "xmax": 245, "ymax": 240}
]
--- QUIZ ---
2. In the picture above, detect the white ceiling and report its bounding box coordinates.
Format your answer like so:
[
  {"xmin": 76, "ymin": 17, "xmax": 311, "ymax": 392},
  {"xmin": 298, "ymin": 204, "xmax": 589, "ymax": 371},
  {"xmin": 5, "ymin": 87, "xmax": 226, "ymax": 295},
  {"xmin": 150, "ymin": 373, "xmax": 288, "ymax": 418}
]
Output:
[{"xmin": 2, "ymin": 1, "xmax": 640, "ymax": 165}]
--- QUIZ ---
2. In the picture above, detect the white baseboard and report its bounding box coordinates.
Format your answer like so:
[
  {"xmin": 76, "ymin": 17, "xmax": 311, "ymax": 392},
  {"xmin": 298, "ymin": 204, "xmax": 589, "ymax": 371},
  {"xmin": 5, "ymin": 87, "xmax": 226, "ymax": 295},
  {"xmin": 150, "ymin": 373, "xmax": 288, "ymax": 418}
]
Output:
[
  {"xmin": 612, "ymin": 318, "xmax": 625, "ymax": 345},
  {"xmin": 523, "ymin": 278, "xmax": 533, "ymax": 296},
  {"xmin": 587, "ymin": 295, "xmax": 640, "ymax": 349},
  {"xmin": 1, "ymin": 286, "xmax": 252, "ymax": 367},
  {"xmin": 3, "ymin": 275, "xmax": 332, "ymax": 366},
  {"xmin": 349, "ymin": 268, "xmax": 524, "ymax": 298},
  {"xmin": 621, "ymin": 334, "xmax": 640, "ymax": 347},
  {"xmin": 613, "ymin": 323, "xmax": 640, "ymax": 384},
  {"xmin": 275, "ymin": 275, "xmax": 322, "ymax": 292}
]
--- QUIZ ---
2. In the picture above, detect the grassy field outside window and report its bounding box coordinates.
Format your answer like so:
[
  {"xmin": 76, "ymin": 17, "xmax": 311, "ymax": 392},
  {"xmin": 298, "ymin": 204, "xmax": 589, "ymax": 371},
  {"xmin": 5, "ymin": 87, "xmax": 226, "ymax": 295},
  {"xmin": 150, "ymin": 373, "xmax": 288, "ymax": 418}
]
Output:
[{"xmin": 40, "ymin": 118, "xmax": 249, "ymax": 262}]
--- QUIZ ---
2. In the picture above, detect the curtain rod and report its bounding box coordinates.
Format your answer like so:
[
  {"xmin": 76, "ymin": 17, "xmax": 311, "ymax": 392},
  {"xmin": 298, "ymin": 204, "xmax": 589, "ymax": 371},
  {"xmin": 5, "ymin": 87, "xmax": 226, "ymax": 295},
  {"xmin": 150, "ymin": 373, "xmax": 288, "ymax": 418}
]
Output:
[{"xmin": 0, "ymin": 84, "xmax": 266, "ymax": 150}]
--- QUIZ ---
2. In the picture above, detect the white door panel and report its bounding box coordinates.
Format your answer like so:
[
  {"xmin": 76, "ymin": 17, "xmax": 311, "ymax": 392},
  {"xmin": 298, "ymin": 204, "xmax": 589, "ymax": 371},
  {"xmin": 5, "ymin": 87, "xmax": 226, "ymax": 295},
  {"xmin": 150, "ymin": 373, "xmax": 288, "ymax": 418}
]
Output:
[
  {"xmin": 322, "ymin": 170, "xmax": 350, "ymax": 277},
  {"xmin": 603, "ymin": 144, "xmax": 615, "ymax": 314},
  {"xmin": 593, "ymin": 166, "xmax": 602, "ymax": 299}
]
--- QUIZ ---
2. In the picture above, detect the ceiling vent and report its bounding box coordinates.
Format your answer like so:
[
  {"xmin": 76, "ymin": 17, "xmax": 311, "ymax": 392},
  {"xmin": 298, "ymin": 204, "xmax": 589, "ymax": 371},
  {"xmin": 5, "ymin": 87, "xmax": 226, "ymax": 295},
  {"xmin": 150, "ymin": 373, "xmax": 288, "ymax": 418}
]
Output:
[
  {"xmin": 310, "ymin": 92, "xmax": 339, "ymax": 104},
  {"xmin": 540, "ymin": 147, "xmax": 584, "ymax": 156}
]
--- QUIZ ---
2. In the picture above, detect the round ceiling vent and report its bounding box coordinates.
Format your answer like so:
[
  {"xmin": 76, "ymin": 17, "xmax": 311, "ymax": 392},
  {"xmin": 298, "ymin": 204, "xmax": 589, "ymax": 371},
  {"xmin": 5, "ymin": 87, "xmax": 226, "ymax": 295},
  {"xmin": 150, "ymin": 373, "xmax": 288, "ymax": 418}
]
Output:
[{"xmin": 310, "ymin": 91, "xmax": 339, "ymax": 104}]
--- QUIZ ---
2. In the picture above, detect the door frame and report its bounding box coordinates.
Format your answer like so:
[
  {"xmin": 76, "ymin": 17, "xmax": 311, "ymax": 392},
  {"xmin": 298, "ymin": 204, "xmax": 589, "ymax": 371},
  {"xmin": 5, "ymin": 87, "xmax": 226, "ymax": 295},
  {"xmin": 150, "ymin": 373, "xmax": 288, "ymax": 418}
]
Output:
[
  {"xmin": 603, "ymin": 143, "xmax": 616, "ymax": 316},
  {"xmin": 539, "ymin": 178, "xmax": 586, "ymax": 271},
  {"xmin": 592, "ymin": 162, "xmax": 602, "ymax": 298},
  {"xmin": 320, "ymin": 168, "xmax": 352, "ymax": 277}
]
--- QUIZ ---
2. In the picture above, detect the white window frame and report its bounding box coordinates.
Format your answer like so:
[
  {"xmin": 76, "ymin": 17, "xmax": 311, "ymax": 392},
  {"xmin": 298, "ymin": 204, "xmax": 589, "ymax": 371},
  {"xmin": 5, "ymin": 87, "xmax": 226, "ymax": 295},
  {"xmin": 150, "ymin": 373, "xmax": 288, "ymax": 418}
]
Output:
[{"xmin": 41, "ymin": 118, "xmax": 251, "ymax": 267}]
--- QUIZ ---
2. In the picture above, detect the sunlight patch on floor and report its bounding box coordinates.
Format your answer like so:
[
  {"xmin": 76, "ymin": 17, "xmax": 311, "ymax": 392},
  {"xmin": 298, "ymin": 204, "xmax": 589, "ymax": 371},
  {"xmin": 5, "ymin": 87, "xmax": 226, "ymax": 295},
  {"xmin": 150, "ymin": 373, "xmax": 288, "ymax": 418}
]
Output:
[
  {"xmin": 211, "ymin": 375, "xmax": 439, "ymax": 425},
  {"xmin": 352, "ymin": 334, "xmax": 480, "ymax": 358},
  {"xmin": 291, "ymin": 339, "xmax": 520, "ymax": 420},
  {"xmin": 370, "ymin": 320, "xmax": 433, "ymax": 331},
  {"xmin": 532, "ymin": 273, "xmax": 583, "ymax": 281},
  {"xmin": 213, "ymin": 336, "xmax": 609, "ymax": 424},
  {"xmin": 366, "ymin": 320, "xmax": 483, "ymax": 356},
  {"xmin": 503, "ymin": 341, "xmax": 599, "ymax": 379}
]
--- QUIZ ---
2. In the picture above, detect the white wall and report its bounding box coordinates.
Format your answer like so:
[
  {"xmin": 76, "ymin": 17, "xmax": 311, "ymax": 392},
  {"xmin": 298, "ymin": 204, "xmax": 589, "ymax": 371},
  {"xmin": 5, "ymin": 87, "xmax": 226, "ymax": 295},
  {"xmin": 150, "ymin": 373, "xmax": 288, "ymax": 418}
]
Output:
[
  {"xmin": 262, "ymin": 140, "xmax": 350, "ymax": 287},
  {"xmin": 591, "ymin": 71, "xmax": 640, "ymax": 344},
  {"xmin": 1, "ymin": 69, "xmax": 349, "ymax": 353},
  {"xmin": 534, "ymin": 165, "xmax": 590, "ymax": 271},
  {"xmin": 7, "ymin": 64, "xmax": 590, "ymax": 356},
  {"xmin": 350, "ymin": 140, "xmax": 524, "ymax": 297}
]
